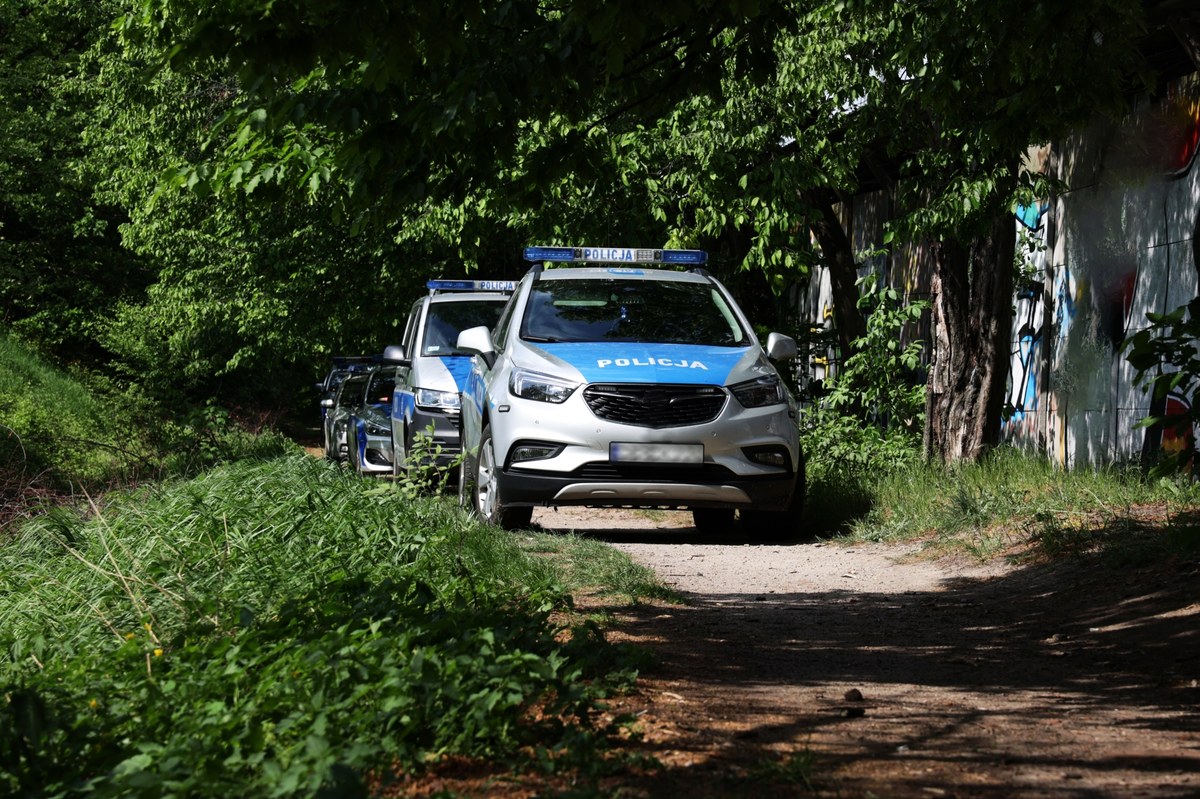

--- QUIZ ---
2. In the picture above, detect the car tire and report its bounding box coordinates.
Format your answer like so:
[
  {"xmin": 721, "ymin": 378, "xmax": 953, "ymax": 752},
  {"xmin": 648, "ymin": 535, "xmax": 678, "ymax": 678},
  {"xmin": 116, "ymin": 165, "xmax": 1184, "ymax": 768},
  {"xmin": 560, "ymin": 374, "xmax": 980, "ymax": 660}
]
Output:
[
  {"xmin": 692, "ymin": 508, "xmax": 736, "ymax": 534},
  {"xmin": 347, "ymin": 420, "xmax": 363, "ymax": 474},
  {"xmin": 739, "ymin": 472, "xmax": 805, "ymax": 541},
  {"xmin": 334, "ymin": 421, "xmax": 349, "ymax": 463},
  {"xmin": 474, "ymin": 424, "xmax": 533, "ymax": 530},
  {"xmin": 323, "ymin": 427, "xmax": 336, "ymax": 461}
]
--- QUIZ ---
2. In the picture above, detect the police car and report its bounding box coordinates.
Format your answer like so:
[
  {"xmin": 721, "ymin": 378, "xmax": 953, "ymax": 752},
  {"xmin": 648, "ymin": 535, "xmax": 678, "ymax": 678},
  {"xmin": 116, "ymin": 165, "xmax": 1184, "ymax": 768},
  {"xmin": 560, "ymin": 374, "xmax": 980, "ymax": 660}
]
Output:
[
  {"xmin": 346, "ymin": 366, "xmax": 398, "ymax": 476},
  {"xmin": 455, "ymin": 246, "xmax": 805, "ymax": 535},
  {"xmin": 321, "ymin": 369, "xmax": 372, "ymax": 463},
  {"xmin": 385, "ymin": 280, "xmax": 514, "ymax": 479}
]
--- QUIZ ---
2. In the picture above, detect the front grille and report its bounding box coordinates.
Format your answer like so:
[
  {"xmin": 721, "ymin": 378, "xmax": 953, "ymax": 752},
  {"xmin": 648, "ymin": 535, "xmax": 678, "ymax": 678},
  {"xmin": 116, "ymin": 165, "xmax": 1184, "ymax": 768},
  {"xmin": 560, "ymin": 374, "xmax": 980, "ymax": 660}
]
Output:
[{"xmin": 583, "ymin": 383, "xmax": 726, "ymax": 428}]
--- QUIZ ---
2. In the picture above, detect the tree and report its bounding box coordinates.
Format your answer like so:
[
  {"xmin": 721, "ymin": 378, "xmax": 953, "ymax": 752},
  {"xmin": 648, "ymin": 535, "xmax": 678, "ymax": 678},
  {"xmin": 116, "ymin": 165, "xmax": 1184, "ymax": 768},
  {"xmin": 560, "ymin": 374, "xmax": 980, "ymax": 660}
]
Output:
[
  {"xmin": 73, "ymin": 3, "xmax": 458, "ymax": 411},
  {"xmin": 120, "ymin": 0, "xmax": 793, "ymax": 221},
  {"xmin": 121, "ymin": 0, "xmax": 1152, "ymax": 459},
  {"xmin": 867, "ymin": 0, "xmax": 1147, "ymax": 461},
  {"xmin": 0, "ymin": 0, "xmax": 149, "ymax": 359}
]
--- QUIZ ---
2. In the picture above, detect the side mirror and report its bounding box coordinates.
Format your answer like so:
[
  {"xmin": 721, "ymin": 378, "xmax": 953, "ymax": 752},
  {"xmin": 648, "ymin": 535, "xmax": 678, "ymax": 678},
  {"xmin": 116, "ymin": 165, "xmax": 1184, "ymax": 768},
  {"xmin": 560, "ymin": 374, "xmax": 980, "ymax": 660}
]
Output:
[
  {"xmin": 381, "ymin": 344, "xmax": 410, "ymax": 367},
  {"xmin": 766, "ymin": 332, "xmax": 797, "ymax": 361},
  {"xmin": 457, "ymin": 326, "xmax": 497, "ymax": 369},
  {"xmin": 320, "ymin": 398, "xmax": 335, "ymax": 408}
]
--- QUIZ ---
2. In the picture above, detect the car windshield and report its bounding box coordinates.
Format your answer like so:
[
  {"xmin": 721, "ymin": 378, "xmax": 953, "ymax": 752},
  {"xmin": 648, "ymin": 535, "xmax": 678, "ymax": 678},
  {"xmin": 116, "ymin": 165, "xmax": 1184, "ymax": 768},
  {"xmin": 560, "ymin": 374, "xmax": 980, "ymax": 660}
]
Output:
[
  {"xmin": 520, "ymin": 279, "xmax": 749, "ymax": 345},
  {"xmin": 339, "ymin": 376, "xmax": 369, "ymax": 409},
  {"xmin": 422, "ymin": 300, "xmax": 507, "ymax": 356}
]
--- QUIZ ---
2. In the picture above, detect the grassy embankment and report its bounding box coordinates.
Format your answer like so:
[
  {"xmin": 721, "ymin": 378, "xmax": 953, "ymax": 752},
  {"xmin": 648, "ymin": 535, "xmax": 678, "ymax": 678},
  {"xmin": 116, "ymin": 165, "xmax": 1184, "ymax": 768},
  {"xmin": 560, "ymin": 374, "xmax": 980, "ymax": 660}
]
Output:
[
  {"xmin": 0, "ymin": 455, "xmax": 672, "ymax": 797},
  {"xmin": 0, "ymin": 331, "xmax": 135, "ymax": 492},
  {"xmin": 1, "ymin": 333, "xmax": 672, "ymax": 797},
  {"xmin": 806, "ymin": 444, "xmax": 1200, "ymax": 562}
]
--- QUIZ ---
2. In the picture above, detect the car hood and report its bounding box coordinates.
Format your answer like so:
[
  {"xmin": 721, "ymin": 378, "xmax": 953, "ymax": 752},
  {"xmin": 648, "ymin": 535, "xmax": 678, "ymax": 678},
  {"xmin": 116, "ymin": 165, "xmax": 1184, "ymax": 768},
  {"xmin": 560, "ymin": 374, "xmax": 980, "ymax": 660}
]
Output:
[
  {"xmin": 520, "ymin": 341, "xmax": 763, "ymax": 386},
  {"xmin": 414, "ymin": 354, "xmax": 473, "ymax": 392}
]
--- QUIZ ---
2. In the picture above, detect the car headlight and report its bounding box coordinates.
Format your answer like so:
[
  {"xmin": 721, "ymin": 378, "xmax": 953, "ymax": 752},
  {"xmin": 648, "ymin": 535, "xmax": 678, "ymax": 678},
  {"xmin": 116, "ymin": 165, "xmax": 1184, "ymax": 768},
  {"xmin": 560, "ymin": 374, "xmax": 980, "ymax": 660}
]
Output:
[
  {"xmin": 730, "ymin": 374, "xmax": 788, "ymax": 408},
  {"xmin": 363, "ymin": 418, "xmax": 390, "ymax": 435},
  {"xmin": 415, "ymin": 388, "xmax": 460, "ymax": 411},
  {"xmin": 509, "ymin": 368, "xmax": 579, "ymax": 403}
]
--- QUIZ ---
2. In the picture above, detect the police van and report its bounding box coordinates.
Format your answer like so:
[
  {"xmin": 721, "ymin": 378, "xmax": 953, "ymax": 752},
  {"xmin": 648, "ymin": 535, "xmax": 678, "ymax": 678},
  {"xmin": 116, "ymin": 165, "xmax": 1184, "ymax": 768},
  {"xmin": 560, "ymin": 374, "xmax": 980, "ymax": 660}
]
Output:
[
  {"xmin": 384, "ymin": 280, "xmax": 514, "ymax": 478},
  {"xmin": 455, "ymin": 247, "xmax": 805, "ymax": 535}
]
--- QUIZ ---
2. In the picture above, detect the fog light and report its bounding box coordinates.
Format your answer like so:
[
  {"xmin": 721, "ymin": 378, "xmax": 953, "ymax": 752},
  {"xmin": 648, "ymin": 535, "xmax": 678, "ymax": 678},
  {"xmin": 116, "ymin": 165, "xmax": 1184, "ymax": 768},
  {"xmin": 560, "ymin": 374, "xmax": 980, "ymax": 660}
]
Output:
[
  {"xmin": 510, "ymin": 441, "xmax": 563, "ymax": 464},
  {"xmin": 743, "ymin": 446, "xmax": 789, "ymax": 469}
]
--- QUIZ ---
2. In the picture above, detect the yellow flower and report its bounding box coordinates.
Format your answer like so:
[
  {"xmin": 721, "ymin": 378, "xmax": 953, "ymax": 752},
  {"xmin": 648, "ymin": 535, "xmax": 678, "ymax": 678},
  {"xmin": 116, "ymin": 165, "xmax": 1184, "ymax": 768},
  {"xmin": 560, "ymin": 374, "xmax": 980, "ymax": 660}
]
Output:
[
  {"xmin": 153, "ymin": 648, "xmax": 164, "ymax": 657},
  {"xmin": 88, "ymin": 699, "xmax": 99, "ymax": 709},
  {"xmin": 124, "ymin": 632, "xmax": 136, "ymax": 641}
]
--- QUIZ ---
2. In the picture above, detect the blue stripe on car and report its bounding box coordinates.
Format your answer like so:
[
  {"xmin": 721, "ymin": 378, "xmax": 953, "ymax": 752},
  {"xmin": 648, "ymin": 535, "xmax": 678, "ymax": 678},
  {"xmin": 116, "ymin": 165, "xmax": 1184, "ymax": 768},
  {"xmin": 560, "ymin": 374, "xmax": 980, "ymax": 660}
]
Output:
[{"xmin": 535, "ymin": 343, "xmax": 746, "ymax": 385}]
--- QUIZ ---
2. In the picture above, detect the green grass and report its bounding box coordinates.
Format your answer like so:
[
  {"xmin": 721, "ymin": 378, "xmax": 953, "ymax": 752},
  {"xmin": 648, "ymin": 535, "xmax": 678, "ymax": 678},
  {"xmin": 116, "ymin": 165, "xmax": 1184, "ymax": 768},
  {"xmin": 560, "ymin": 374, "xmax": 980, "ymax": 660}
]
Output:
[
  {"xmin": 805, "ymin": 445, "xmax": 1200, "ymax": 563},
  {"xmin": 1, "ymin": 330, "xmax": 298, "ymax": 532},
  {"xmin": 517, "ymin": 530, "xmax": 680, "ymax": 604},
  {"xmin": 0, "ymin": 331, "xmax": 135, "ymax": 488},
  {"xmin": 0, "ymin": 454, "xmax": 659, "ymax": 798}
]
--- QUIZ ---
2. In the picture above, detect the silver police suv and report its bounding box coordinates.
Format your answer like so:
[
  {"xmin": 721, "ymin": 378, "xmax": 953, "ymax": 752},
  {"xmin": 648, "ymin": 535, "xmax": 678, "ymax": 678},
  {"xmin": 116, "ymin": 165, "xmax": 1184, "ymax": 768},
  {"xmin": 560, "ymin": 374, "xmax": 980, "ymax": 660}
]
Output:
[
  {"xmin": 386, "ymin": 280, "xmax": 513, "ymax": 479},
  {"xmin": 456, "ymin": 246, "xmax": 804, "ymax": 536}
]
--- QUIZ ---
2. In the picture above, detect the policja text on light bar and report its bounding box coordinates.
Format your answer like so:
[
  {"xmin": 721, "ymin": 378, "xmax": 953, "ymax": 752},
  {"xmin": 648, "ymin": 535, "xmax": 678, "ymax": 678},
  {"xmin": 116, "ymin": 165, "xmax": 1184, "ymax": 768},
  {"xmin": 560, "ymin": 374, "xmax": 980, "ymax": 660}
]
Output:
[
  {"xmin": 523, "ymin": 246, "xmax": 708, "ymax": 265},
  {"xmin": 426, "ymin": 279, "xmax": 517, "ymax": 293}
]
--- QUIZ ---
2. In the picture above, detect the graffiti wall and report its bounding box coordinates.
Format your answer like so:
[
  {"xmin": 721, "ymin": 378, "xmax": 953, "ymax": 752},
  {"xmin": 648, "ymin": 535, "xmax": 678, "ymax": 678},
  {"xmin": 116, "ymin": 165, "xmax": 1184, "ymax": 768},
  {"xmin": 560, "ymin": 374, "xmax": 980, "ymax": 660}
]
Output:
[
  {"xmin": 1003, "ymin": 71, "xmax": 1200, "ymax": 467},
  {"xmin": 798, "ymin": 71, "xmax": 1200, "ymax": 467}
]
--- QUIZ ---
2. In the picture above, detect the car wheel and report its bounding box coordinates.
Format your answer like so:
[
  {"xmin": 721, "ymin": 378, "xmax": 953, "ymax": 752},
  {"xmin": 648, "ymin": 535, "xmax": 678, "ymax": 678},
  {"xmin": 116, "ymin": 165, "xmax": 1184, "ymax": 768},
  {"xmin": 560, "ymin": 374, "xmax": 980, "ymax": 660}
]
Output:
[
  {"xmin": 391, "ymin": 421, "xmax": 408, "ymax": 480},
  {"xmin": 474, "ymin": 425, "xmax": 532, "ymax": 530},
  {"xmin": 457, "ymin": 448, "xmax": 474, "ymax": 509},
  {"xmin": 739, "ymin": 473, "xmax": 805, "ymax": 541},
  {"xmin": 335, "ymin": 422, "xmax": 349, "ymax": 463},
  {"xmin": 348, "ymin": 421, "xmax": 363, "ymax": 474},
  {"xmin": 692, "ymin": 508, "xmax": 735, "ymax": 534}
]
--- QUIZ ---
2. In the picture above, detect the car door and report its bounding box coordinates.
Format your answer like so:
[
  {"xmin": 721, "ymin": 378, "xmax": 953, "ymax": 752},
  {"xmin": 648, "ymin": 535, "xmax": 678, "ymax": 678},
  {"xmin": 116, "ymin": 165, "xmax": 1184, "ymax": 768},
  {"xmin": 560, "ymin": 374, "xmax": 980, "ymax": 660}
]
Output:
[
  {"xmin": 391, "ymin": 299, "xmax": 424, "ymax": 470},
  {"xmin": 458, "ymin": 288, "xmax": 520, "ymax": 478}
]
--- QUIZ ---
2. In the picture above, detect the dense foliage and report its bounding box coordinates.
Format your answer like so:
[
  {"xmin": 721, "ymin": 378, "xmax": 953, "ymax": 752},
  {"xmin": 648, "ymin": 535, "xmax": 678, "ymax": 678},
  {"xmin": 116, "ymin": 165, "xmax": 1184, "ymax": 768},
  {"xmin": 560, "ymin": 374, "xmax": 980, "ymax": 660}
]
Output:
[
  {"xmin": 0, "ymin": 0, "xmax": 1166, "ymax": 456},
  {"xmin": 0, "ymin": 456, "xmax": 637, "ymax": 797},
  {"xmin": 0, "ymin": 331, "xmax": 133, "ymax": 489}
]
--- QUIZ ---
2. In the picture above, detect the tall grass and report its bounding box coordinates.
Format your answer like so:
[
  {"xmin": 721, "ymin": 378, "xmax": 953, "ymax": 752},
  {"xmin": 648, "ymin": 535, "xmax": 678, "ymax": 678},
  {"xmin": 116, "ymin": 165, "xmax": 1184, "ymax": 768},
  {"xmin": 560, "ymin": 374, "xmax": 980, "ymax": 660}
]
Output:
[
  {"xmin": 0, "ymin": 455, "xmax": 646, "ymax": 798},
  {"xmin": 0, "ymin": 331, "xmax": 133, "ymax": 489},
  {"xmin": 808, "ymin": 445, "xmax": 1200, "ymax": 561}
]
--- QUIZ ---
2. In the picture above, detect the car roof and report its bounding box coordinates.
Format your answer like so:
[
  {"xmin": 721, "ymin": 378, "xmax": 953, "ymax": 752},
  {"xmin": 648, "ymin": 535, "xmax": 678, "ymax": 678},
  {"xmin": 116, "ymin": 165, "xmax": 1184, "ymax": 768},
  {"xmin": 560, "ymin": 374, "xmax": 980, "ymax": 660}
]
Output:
[{"xmin": 534, "ymin": 267, "xmax": 712, "ymax": 284}]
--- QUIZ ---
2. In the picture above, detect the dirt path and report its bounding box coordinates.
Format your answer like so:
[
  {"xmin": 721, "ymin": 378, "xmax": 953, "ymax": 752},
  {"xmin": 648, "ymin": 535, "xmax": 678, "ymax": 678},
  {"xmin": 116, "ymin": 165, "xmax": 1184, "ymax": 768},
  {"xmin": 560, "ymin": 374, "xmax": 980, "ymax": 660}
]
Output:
[{"xmin": 532, "ymin": 507, "xmax": 1200, "ymax": 798}]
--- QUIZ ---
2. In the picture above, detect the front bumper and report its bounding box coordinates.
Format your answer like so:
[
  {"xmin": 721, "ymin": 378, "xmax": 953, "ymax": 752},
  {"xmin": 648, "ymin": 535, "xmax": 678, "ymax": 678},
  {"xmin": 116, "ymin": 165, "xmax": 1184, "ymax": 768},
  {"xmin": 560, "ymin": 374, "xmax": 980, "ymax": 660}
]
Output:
[
  {"xmin": 410, "ymin": 407, "xmax": 463, "ymax": 467},
  {"xmin": 495, "ymin": 463, "xmax": 797, "ymax": 510}
]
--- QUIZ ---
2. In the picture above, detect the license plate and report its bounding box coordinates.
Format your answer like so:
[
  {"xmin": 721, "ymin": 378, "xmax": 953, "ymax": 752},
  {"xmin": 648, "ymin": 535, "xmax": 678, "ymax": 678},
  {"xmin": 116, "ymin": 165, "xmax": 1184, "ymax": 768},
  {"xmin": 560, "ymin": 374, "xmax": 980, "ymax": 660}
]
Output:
[{"xmin": 610, "ymin": 442, "xmax": 703, "ymax": 464}]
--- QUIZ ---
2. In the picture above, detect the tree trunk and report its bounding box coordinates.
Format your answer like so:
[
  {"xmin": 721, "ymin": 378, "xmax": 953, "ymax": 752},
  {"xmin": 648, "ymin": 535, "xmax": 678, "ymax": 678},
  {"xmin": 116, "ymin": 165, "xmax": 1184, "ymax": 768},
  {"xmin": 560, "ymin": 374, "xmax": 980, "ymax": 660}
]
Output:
[
  {"xmin": 805, "ymin": 189, "xmax": 866, "ymax": 361},
  {"xmin": 924, "ymin": 210, "xmax": 1015, "ymax": 463}
]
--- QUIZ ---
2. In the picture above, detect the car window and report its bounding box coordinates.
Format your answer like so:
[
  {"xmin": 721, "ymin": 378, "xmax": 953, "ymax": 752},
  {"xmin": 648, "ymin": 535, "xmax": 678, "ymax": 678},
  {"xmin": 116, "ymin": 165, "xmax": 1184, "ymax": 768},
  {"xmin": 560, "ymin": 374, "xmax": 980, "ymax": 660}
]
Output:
[
  {"xmin": 490, "ymin": 293, "xmax": 519, "ymax": 353},
  {"xmin": 421, "ymin": 300, "xmax": 506, "ymax": 356},
  {"xmin": 519, "ymin": 279, "xmax": 748, "ymax": 345},
  {"xmin": 366, "ymin": 370, "xmax": 395, "ymax": 404},
  {"xmin": 338, "ymin": 376, "xmax": 369, "ymax": 408},
  {"xmin": 402, "ymin": 300, "xmax": 423, "ymax": 357}
]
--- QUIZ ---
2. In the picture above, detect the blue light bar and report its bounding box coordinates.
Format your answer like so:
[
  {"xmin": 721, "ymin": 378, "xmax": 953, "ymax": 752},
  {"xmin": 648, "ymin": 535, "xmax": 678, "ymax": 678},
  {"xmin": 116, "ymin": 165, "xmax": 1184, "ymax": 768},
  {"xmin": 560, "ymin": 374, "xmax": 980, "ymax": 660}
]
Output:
[
  {"xmin": 524, "ymin": 246, "xmax": 708, "ymax": 265},
  {"xmin": 426, "ymin": 279, "xmax": 516, "ymax": 293}
]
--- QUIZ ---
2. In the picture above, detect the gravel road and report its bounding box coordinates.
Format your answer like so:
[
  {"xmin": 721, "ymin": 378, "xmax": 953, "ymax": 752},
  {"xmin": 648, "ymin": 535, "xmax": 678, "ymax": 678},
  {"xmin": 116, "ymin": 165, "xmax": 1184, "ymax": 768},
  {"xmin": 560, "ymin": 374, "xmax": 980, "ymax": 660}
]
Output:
[{"xmin": 531, "ymin": 506, "xmax": 1200, "ymax": 799}]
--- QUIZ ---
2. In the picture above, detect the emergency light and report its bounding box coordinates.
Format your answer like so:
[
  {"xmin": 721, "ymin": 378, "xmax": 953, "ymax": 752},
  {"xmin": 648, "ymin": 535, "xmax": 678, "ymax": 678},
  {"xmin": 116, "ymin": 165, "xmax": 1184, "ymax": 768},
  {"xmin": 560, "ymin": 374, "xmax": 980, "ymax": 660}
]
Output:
[
  {"xmin": 426, "ymin": 279, "xmax": 517, "ymax": 293},
  {"xmin": 524, "ymin": 246, "xmax": 708, "ymax": 265}
]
